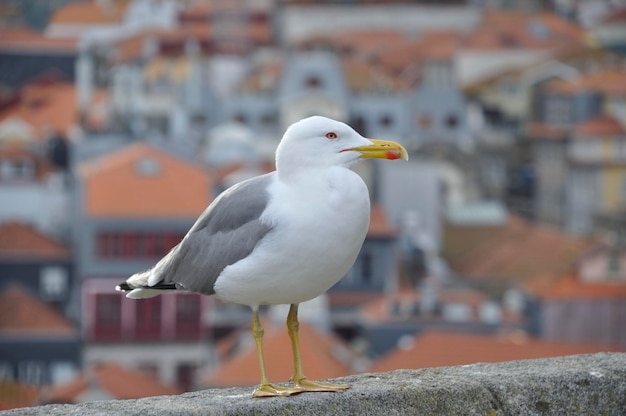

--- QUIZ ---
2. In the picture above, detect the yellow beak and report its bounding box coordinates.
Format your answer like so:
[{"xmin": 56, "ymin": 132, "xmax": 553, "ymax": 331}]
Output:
[{"xmin": 347, "ymin": 139, "xmax": 409, "ymax": 161}]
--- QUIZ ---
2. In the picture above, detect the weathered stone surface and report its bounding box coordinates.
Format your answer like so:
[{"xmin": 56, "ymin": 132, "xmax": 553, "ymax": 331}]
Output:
[{"xmin": 3, "ymin": 353, "xmax": 625, "ymax": 416}]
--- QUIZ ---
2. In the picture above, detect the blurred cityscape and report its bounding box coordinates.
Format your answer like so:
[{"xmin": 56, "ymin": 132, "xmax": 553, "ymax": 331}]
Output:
[{"xmin": 1, "ymin": 0, "xmax": 626, "ymax": 410}]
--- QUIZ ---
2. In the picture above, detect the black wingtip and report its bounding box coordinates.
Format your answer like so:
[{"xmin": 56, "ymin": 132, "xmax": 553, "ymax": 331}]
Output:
[{"xmin": 116, "ymin": 282, "xmax": 132, "ymax": 292}]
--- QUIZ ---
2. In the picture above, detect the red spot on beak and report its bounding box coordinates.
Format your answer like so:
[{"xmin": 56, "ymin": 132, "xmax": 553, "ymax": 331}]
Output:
[{"xmin": 386, "ymin": 150, "xmax": 401, "ymax": 160}]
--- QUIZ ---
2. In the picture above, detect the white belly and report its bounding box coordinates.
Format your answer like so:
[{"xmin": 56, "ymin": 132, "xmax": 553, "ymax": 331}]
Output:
[{"xmin": 213, "ymin": 168, "xmax": 370, "ymax": 307}]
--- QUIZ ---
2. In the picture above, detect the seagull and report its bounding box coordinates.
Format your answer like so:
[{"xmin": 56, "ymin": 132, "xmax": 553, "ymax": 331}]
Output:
[{"xmin": 116, "ymin": 116, "xmax": 408, "ymax": 397}]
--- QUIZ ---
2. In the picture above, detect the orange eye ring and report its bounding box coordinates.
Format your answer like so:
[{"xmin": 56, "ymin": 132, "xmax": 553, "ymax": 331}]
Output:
[{"xmin": 325, "ymin": 132, "xmax": 338, "ymax": 140}]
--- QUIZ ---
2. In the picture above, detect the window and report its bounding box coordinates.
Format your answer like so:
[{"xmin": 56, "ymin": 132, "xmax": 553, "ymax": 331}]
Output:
[
  {"xmin": 0, "ymin": 361, "xmax": 12, "ymax": 380},
  {"xmin": 0, "ymin": 158, "xmax": 35, "ymax": 181},
  {"xmin": 135, "ymin": 297, "xmax": 162, "ymax": 340},
  {"xmin": 361, "ymin": 253, "xmax": 373, "ymax": 285},
  {"xmin": 177, "ymin": 363, "xmax": 196, "ymax": 392},
  {"xmin": 40, "ymin": 267, "xmax": 68, "ymax": 300},
  {"xmin": 442, "ymin": 303, "xmax": 472, "ymax": 322},
  {"xmin": 233, "ymin": 112, "xmax": 246, "ymax": 124},
  {"xmin": 445, "ymin": 114, "xmax": 459, "ymax": 129},
  {"xmin": 18, "ymin": 361, "xmax": 43, "ymax": 385},
  {"xmin": 616, "ymin": 140, "xmax": 626, "ymax": 162},
  {"xmin": 380, "ymin": 115, "xmax": 393, "ymax": 128},
  {"xmin": 96, "ymin": 232, "xmax": 185, "ymax": 259},
  {"xmin": 545, "ymin": 95, "xmax": 571, "ymax": 125},
  {"xmin": 260, "ymin": 112, "xmax": 276, "ymax": 127},
  {"xmin": 49, "ymin": 362, "xmax": 77, "ymax": 384},
  {"xmin": 305, "ymin": 75, "xmax": 322, "ymax": 89},
  {"xmin": 176, "ymin": 294, "xmax": 202, "ymax": 339},
  {"xmin": 135, "ymin": 158, "xmax": 161, "ymax": 176},
  {"xmin": 94, "ymin": 294, "xmax": 122, "ymax": 340}
]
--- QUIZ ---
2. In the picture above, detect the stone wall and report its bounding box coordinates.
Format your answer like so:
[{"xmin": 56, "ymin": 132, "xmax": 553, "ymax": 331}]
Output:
[{"xmin": 3, "ymin": 353, "xmax": 625, "ymax": 415}]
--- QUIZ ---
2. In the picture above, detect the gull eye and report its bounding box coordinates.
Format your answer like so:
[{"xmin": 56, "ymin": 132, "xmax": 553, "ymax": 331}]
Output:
[{"xmin": 325, "ymin": 132, "xmax": 338, "ymax": 140}]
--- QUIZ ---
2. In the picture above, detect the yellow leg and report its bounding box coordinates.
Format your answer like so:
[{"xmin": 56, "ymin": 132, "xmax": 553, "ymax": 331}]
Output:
[
  {"xmin": 251, "ymin": 309, "xmax": 303, "ymax": 397},
  {"xmin": 287, "ymin": 304, "xmax": 350, "ymax": 392}
]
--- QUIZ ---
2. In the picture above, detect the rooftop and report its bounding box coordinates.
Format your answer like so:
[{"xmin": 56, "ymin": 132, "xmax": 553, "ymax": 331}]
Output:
[
  {"xmin": 367, "ymin": 203, "xmax": 397, "ymax": 239},
  {"xmin": 442, "ymin": 215, "xmax": 593, "ymax": 294},
  {"xmin": 0, "ymin": 221, "xmax": 70, "ymax": 260},
  {"xmin": 43, "ymin": 362, "xmax": 179, "ymax": 404},
  {"xmin": 546, "ymin": 69, "xmax": 626, "ymax": 96},
  {"xmin": 0, "ymin": 380, "xmax": 39, "ymax": 411},
  {"xmin": 0, "ymin": 78, "xmax": 108, "ymax": 139},
  {"xmin": 47, "ymin": 0, "xmax": 128, "ymax": 26},
  {"xmin": 0, "ymin": 26, "xmax": 77, "ymax": 53},
  {"xmin": 80, "ymin": 143, "xmax": 213, "ymax": 219},
  {"xmin": 527, "ymin": 115, "xmax": 626, "ymax": 140},
  {"xmin": 540, "ymin": 275, "xmax": 626, "ymax": 300},
  {"xmin": 370, "ymin": 331, "xmax": 624, "ymax": 373},
  {"xmin": 0, "ymin": 286, "xmax": 75, "ymax": 336},
  {"xmin": 572, "ymin": 115, "xmax": 626, "ymax": 137}
]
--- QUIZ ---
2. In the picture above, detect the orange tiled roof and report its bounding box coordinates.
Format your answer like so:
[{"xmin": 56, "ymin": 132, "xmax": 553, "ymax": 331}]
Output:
[
  {"xmin": 0, "ymin": 286, "xmax": 75, "ymax": 335},
  {"xmin": 369, "ymin": 330, "xmax": 624, "ymax": 372},
  {"xmin": 546, "ymin": 69, "xmax": 626, "ymax": 96},
  {"xmin": 203, "ymin": 322, "xmax": 361, "ymax": 387},
  {"xmin": 0, "ymin": 380, "xmax": 39, "ymax": 411},
  {"xmin": 298, "ymin": 29, "xmax": 409, "ymax": 57},
  {"xmin": 466, "ymin": 11, "xmax": 584, "ymax": 50},
  {"xmin": 527, "ymin": 116, "xmax": 625, "ymax": 140},
  {"xmin": 0, "ymin": 26, "xmax": 76, "ymax": 52},
  {"xmin": 368, "ymin": 203, "xmax": 396, "ymax": 238},
  {"xmin": 526, "ymin": 122, "xmax": 569, "ymax": 139},
  {"xmin": 463, "ymin": 45, "xmax": 620, "ymax": 93},
  {"xmin": 573, "ymin": 116, "xmax": 625, "ymax": 137},
  {"xmin": 0, "ymin": 80, "xmax": 108, "ymax": 139},
  {"xmin": 442, "ymin": 215, "xmax": 593, "ymax": 294},
  {"xmin": 48, "ymin": 0, "xmax": 127, "ymax": 25},
  {"xmin": 0, "ymin": 221, "xmax": 70, "ymax": 260},
  {"xmin": 297, "ymin": 29, "xmax": 454, "ymax": 88},
  {"xmin": 540, "ymin": 275, "xmax": 626, "ymax": 299},
  {"xmin": 80, "ymin": 143, "xmax": 213, "ymax": 218},
  {"xmin": 44, "ymin": 362, "xmax": 179, "ymax": 403}
]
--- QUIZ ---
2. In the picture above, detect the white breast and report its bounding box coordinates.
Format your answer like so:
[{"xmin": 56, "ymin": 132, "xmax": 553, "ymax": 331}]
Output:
[{"xmin": 213, "ymin": 167, "xmax": 371, "ymax": 307}]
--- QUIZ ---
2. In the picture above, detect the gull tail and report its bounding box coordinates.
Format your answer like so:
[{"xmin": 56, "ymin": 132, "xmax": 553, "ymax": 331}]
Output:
[{"xmin": 116, "ymin": 269, "xmax": 177, "ymax": 299}]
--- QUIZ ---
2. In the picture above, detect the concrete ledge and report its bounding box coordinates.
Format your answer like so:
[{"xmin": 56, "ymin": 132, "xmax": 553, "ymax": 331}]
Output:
[{"xmin": 3, "ymin": 353, "xmax": 625, "ymax": 415}]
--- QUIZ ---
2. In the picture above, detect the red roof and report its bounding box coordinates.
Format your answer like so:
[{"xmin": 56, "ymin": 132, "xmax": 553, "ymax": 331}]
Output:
[
  {"xmin": 546, "ymin": 69, "xmax": 626, "ymax": 96},
  {"xmin": 48, "ymin": 0, "xmax": 127, "ymax": 25},
  {"xmin": 368, "ymin": 203, "xmax": 396, "ymax": 238},
  {"xmin": 0, "ymin": 380, "xmax": 39, "ymax": 411},
  {"xmin": 0, "ymin": 286, "xmax": 75, "ymax": 335},
  {"xmin": 442, "ymin": 215, "xmax": 593, "ymax": 294},
  {"xmin": 528, "ymin": 116, "xmax": 625, "ymax": 140},
  {"xmin": 0, "ymin": 26, "xmax": 76, "ymax": 52},
  {"xmin": 0, "ymin": 79, "xmax": 108, "ymax": 139},
  {"xmin": 540, "ymin": 275, "xmax": 626, "ymax": 299},
  {"xmin": 44, "ymin": 363, "xmax": 179, "ymax": 403},
  {"xmin": 80, "ymin": 143, "xmax": 213, "ymax": 218},
  {"xmin": 370, "ymin": 330, "xmax": 624, "ymax": 372},
  {"xmin": 202, "ymin": 322, "xmax": 362, "ymax": 388},
  {"xmin": 0, "ymin": 221, "xmax": 70, "ymax": 260},
  {"xmin": 466, "ymin": 11, "xmax": 584, "ymax": 50},
  {"xmin": 573, "ymin": 116, "xmax": 625, "ymax": 137}
]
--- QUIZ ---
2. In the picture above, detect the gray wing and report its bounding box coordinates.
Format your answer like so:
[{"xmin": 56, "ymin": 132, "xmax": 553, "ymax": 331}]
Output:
[{"xmin": 152, "ymin": 172, "xmax": 275, "ymax": 295}]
